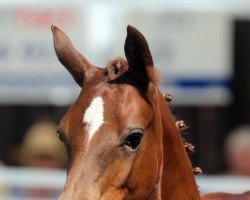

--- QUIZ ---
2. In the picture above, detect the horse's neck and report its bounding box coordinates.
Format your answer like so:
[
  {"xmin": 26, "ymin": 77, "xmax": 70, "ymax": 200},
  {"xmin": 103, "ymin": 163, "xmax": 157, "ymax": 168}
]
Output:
[{"xmin": 158, "ymin": 94, "xmax": 200, "ymax": 200}]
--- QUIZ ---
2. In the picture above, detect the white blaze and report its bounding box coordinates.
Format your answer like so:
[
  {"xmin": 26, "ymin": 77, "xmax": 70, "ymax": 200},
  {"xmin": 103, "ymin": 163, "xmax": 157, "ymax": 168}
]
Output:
[{"xmin": 83, "ymin": 96, "xmax": 104, "ymax": 141}]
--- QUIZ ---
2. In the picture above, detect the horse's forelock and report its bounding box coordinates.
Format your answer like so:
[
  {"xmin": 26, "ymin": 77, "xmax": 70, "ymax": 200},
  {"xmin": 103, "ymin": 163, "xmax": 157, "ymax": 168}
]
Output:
[{"xmin": 105, "ymin": 57, "xmax": 161, "ymax": 89}]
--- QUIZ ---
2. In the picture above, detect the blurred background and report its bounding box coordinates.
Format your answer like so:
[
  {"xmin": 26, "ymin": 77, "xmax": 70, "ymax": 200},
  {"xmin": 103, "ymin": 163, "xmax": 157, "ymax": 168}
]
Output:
[{"xmin": 1, "ymin": 0, "xmax": 250, "ymax": 199}]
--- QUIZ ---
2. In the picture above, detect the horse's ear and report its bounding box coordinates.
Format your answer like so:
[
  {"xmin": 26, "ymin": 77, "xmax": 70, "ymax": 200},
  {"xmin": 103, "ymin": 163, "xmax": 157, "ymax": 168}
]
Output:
[
  {"xmin": 51, "ymin": 25, "xmax": 93, "ymax": 87},
  {"xmin": 124, "ymin": 25, "xmax": 154, "ymax": 87}
]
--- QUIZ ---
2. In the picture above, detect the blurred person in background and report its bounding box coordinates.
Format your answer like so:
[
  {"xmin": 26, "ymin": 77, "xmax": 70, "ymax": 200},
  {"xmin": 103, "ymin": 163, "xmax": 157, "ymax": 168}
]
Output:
[
  {"xmin": 12, "ymin": 121, "xmax": 67, "ymax": 168},
  {"xmin": 224, "ymin": 125, "xmax": 250, "ymax": 176}
]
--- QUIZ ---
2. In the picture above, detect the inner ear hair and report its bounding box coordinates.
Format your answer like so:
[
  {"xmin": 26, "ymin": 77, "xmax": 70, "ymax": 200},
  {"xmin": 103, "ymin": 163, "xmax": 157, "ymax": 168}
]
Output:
[{"xmin": 106, "ymin": 57, "xmax": 129, "ymax": 82}]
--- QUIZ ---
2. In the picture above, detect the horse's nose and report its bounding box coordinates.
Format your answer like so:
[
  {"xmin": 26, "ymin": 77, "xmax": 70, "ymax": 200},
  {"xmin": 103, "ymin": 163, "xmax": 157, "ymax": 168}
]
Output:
[{"xmin": 58, "ymin": 178, "xmax": 101, "ymax": 200}]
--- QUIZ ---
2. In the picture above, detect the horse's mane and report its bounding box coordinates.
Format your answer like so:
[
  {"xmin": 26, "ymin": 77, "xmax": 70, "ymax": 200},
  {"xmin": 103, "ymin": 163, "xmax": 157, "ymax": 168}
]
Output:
[{"xmin": 169, "ymin": 98, "xmax": 202, "ymax": 175}]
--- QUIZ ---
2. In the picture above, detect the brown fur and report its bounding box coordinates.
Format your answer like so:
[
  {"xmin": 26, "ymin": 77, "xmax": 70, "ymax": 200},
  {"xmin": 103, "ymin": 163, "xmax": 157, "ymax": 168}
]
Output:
[{"xmin": 51, "ymin": 25, "xmax": 250, "ymax": 200}]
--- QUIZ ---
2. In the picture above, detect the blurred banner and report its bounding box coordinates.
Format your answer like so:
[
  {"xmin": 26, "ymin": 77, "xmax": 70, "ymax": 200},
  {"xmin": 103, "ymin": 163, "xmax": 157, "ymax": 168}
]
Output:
[{"xmin": 0, "ymin": 2, "xmax": 232, "ymax": 105}]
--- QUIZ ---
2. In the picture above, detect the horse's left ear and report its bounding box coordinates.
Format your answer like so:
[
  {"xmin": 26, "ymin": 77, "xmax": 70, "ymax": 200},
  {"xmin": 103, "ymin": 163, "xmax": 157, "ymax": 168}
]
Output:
[{"xmin": 124, "ymin": 25, "xmax": 154, "ymax": 88}]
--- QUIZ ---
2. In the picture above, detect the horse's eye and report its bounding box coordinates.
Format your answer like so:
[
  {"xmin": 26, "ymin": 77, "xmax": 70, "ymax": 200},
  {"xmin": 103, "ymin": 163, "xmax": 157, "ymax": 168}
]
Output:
[
  {"xmin": 124, "ymin": 129, "xmax": 143, "ymax": 150},
  {"xmin": 57, "ymin": 129, "xmax": 65, "ymax": 143}
]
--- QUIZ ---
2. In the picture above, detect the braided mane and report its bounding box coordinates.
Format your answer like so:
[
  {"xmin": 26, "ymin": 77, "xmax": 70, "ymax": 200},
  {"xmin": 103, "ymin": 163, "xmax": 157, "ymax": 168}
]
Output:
[{"xmin": 164, "ymin": 93, "xmax": 202, "ymax": 176}]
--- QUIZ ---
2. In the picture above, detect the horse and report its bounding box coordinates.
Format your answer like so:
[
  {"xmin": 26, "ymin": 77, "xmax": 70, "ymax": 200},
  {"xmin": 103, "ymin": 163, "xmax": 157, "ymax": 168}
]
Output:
[{"xmin": 51, "ymin": 25, "xmax": 250, "ymax": 199}]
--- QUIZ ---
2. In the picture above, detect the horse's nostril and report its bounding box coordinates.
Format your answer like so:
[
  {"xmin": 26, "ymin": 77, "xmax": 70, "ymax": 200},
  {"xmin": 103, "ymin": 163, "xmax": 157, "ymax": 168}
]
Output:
[{"xmin": 124, "ymin": 130, "xmax": 143, "ymax": 150}]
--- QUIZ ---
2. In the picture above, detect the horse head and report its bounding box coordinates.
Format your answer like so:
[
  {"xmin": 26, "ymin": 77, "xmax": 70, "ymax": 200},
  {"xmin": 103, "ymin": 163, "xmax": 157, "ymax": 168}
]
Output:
[{"xmin": 52, "ymin": 25, "xmax": 200, "ymax": 200}]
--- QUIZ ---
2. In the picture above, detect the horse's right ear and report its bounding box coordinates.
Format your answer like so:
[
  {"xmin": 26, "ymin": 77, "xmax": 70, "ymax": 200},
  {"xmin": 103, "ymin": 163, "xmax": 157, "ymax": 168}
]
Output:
[
  {"xmin": 124, "ymin": 25, "xmax": 154, "ymax": 90},
  {"xmin": 51, "ymin": 25, "xmax": 93, "ymax": 87}
]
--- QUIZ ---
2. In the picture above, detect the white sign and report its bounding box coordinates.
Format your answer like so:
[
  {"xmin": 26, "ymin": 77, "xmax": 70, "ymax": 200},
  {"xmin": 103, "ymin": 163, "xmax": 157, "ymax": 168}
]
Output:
[{"xmin": 0, "ymin": 2, "xmax": 232, "ymax": 105}]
